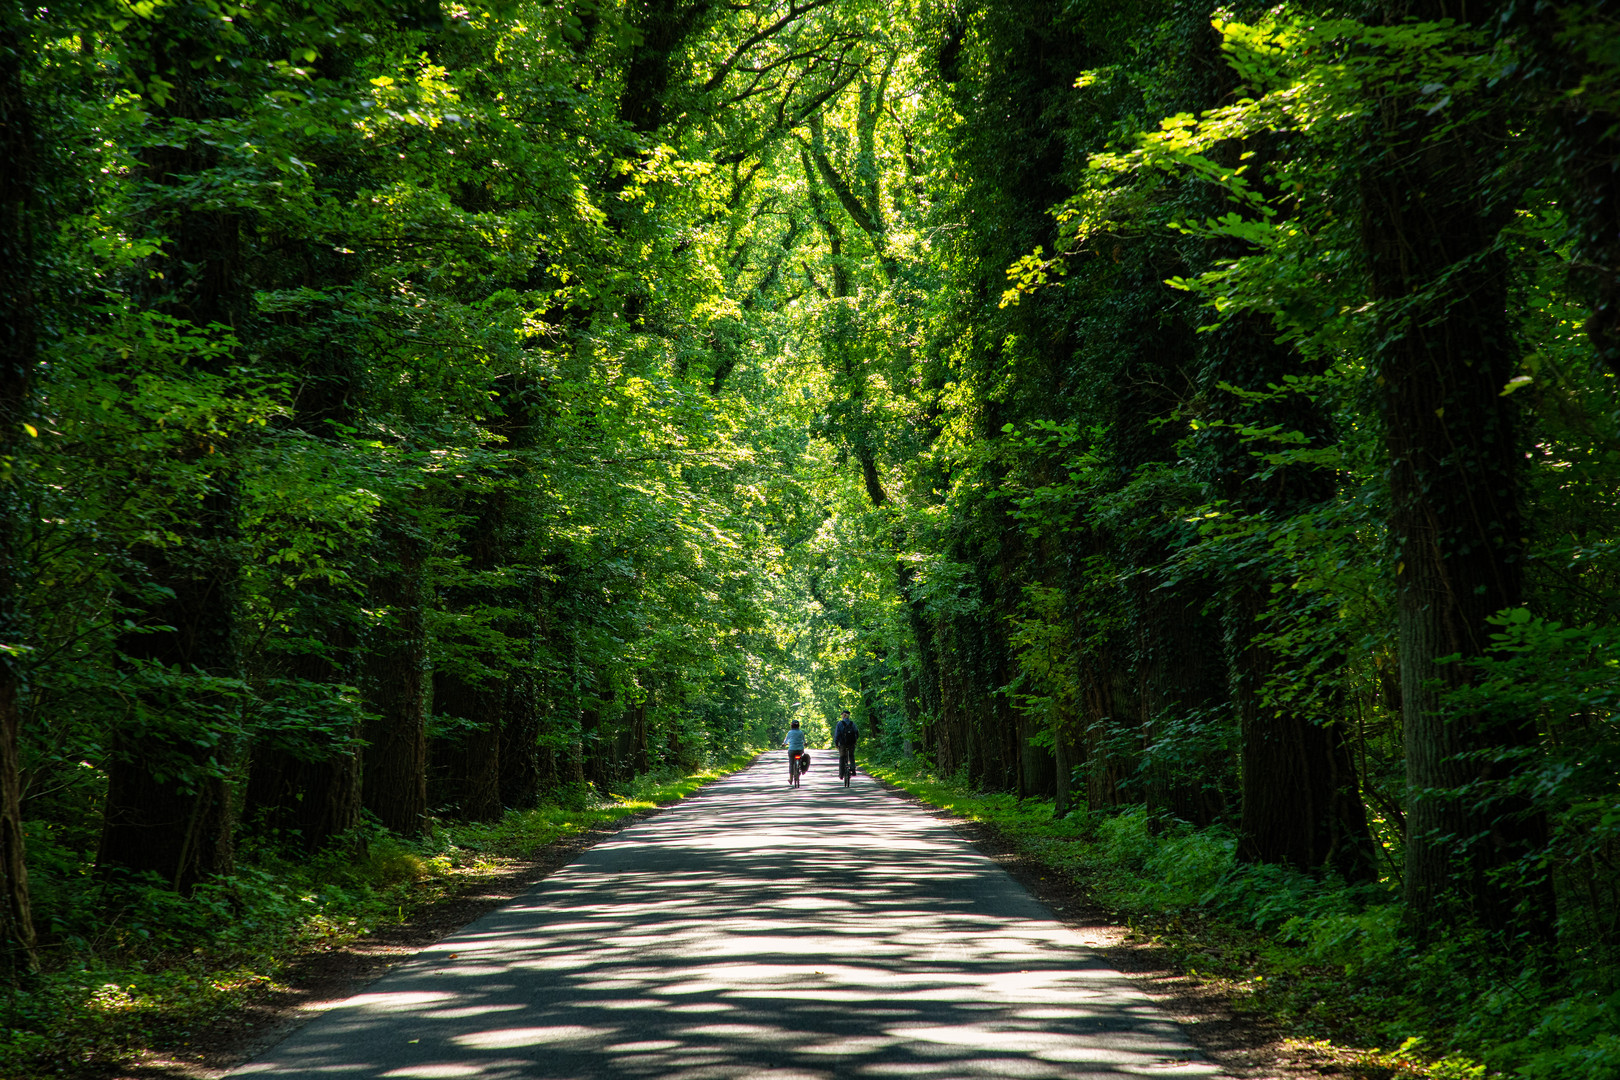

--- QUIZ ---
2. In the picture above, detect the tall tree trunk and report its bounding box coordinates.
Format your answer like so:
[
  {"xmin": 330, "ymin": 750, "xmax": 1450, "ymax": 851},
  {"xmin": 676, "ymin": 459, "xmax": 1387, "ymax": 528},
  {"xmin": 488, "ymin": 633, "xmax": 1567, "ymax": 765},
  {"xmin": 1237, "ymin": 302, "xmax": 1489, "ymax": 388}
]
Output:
[
  {"xmin": 428, "ymin": 480, "xmax": 511, "ymax": 822},
  {"xmin": 1363, "ymin": 0, "xmax": 1554, "ymax": 939},
  {"xmin": 1052, "ymin": 719, "xmax": 1073, "ymax": 818},
  {"xmin": 1081, "ymin": 646, "xmax": 1133, "ymax": 812},
  {"xmin": 1074, "ymin": 533, "xmax": 1135, "ymax": 813},
  {"xmin": 244, "ymin": 746, "xmax": 361, "ymax": 854},
  {"xmin": 482, "ymin": 377, "xmax": 542, "ymax": 812},
  {"xmin": 1197, "ymin": 309, "xmax": 1376, "ymax": 879},
  {"xmin": 430, "ymin": 673, "xmax": 503, "ymax": 822},
  {"xmin": 1018, "ymin": 706, "xmax": 1055, "ymax": 799},
  {"xmin": 1230, "ymin": 587, "xmax": 1374, "ymax": 880},
  {"xmin": 99, "ymin": 727, "xmax": 235, "ymax": 892},
  {"xmin": 243, "ymin": 249, "xmax": 366, "ymax": 851},
  {"xmin": 933, "ymin": 626, "xmax": 966, "ymax": 776},
  {"xmin": 0, "ymin": 12, "xmax": 40, "ymax": 974},
  {"xmin": 1100, "ymin": 270, "xmax": 1224, "ymax": 824},
  {"xmin": 628, "ymin": 702, "xmax": 649, "ymax": 776},
  {"xmin": 242, "ymin": 646, "xmax": 362, "ymax": 853},
  {"xmin": 0, "ymin": 676, "xmax": 31, "ymax": 975},
  {"xmin": 100, "ymin": 535, "xmax": 240, "ymax": 891},
  {"xmin": 908, "ymin": 664, "xmax": 931, "ymax": 758},
  {"xmin": 1514, "ymin": 2, "xmax": 1620, "ymax": 375},
  {"xmin": 242, "ymin": 398, "xmax": 364, "ymax": 852},
  {"xmin": 580, "ymin": 701, "xmax": 604, "ymax": 789},
  {"xmin": 1175, "ymin": 11, "xmax": 1378, "ymax": 876},
  {"xmin": 499, "ymin": 672, "xmax": 541, "ymax": 810},
  {"xmin": 864, "ymin": 663, "xmax": 884, "ymax": 746},
  {"xmin": 1133, "ymin": 566, "xmax": 1228, "ymax": 827},
  {"xmin": 360, "ymin": 517, "xmax": 429, "ymax": 835},
  {"xmin": 99, "ymin": 21, "xmax": 245, "ymax": 892}
]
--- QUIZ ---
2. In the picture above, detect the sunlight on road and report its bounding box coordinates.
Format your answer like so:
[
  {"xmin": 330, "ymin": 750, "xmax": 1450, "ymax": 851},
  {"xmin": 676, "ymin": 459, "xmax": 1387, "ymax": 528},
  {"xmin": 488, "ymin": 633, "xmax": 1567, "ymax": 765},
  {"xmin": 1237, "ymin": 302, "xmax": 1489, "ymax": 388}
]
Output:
[{"xmin": 233, "ymin": 756, "xmax": 1223, "ymax": 1079}]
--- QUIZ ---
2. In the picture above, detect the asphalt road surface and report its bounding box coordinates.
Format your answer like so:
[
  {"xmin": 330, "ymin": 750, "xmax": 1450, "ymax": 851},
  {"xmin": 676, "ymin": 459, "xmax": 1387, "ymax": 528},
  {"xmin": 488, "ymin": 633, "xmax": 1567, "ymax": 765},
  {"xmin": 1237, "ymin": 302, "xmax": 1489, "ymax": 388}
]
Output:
[{"xmin": 233, "ymin": 752, "xmax": 1223, "ymax": 1079}]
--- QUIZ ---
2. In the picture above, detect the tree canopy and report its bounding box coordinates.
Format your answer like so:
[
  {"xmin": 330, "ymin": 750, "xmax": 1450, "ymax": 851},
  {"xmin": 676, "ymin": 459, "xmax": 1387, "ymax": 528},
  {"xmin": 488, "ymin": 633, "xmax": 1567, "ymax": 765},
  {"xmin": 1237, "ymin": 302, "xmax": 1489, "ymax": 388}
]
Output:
[{"xmin": 2, "ymin": 0, "xmax": 1618, "ymax": 1074}]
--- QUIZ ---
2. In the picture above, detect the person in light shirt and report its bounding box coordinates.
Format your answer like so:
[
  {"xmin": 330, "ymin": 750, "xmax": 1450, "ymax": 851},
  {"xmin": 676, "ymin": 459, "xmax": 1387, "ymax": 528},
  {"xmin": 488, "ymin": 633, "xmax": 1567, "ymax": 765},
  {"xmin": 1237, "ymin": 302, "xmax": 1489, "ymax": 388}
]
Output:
[{"xmin": 782, "ymin": 719, "xmax": 807, "ymax": 786}]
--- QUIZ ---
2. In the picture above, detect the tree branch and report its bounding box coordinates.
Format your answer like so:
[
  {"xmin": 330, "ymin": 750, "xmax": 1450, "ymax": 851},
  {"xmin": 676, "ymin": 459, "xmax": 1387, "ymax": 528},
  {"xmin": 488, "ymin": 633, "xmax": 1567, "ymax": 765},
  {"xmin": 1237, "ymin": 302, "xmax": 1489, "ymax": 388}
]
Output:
[{"xmin": 699, "ymin": 0, "xmax": 841, "ymax": 93}]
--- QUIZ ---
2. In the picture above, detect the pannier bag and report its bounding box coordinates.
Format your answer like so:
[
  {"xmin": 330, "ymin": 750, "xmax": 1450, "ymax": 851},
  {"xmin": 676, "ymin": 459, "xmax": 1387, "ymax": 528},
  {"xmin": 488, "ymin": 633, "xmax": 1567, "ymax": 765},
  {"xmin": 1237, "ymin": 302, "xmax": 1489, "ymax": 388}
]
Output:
[{"xmin": 798, "ymin": 752, "xmax": 811, "ymax": 771}]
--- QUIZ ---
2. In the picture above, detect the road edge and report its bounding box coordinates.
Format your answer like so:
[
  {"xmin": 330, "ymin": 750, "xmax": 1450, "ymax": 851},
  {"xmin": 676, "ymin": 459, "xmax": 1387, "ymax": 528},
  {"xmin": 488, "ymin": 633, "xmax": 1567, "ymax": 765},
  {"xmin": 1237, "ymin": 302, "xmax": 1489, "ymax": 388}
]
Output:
[
  {"xmin": 117, "ymin": 755, "xmax": 763, "ymax": 1080},
  {"xmin": 861, "ymin": 769, "xmax": 1331, "ymax": 1080}
]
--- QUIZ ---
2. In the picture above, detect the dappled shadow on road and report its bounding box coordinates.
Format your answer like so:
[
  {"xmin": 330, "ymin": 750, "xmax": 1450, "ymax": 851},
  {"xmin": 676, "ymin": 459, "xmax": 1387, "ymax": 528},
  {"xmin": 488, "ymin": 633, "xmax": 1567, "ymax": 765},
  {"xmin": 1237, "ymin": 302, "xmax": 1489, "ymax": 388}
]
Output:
[{"xmin": 234, "ymin": 757, "xmax": 1219, "ymax": 1079}]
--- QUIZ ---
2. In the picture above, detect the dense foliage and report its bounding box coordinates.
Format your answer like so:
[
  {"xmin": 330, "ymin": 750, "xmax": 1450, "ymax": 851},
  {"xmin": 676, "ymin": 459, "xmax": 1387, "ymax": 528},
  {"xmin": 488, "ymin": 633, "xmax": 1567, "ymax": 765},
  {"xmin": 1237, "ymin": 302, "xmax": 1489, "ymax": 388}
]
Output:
[{"xmin": 2, "ymin": 0, "xmax": 1617, "ymax": 1075}]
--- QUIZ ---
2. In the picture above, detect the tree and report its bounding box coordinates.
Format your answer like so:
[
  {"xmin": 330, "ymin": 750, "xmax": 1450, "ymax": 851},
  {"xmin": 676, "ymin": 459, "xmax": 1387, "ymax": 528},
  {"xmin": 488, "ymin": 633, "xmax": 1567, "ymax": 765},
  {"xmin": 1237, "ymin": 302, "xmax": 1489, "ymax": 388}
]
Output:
[
  {"xmin": 94, "ymin": 8, "xmax": 252, "ymax": 892},
  {"xmin": 1360, "ymin": 0, "xmax": 1554, "ymax": 938},
  {"xmin": 0, "ymin": 3, "xmax": 41, "ymax": 974}
]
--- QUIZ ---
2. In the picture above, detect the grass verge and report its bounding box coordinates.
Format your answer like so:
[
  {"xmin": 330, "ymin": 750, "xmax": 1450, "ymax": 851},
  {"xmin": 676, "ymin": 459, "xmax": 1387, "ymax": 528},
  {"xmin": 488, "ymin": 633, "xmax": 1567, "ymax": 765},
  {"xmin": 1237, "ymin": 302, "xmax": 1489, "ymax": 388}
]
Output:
[{"xmin": 0, "ymin": 751, "xmax": 758, "ymax": 1080}]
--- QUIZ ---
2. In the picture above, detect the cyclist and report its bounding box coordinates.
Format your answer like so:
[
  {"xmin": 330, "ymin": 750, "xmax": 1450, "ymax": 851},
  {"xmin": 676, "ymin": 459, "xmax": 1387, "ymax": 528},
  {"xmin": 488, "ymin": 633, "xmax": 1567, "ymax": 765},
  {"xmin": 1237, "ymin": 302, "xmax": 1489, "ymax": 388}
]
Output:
[
  {"xmin": 834, "ymin": 709, "xmax": 859, "ymax": 785},
  {"xmin": 783, "ymin": 718, "xmax": 807, "ymax": 787}
]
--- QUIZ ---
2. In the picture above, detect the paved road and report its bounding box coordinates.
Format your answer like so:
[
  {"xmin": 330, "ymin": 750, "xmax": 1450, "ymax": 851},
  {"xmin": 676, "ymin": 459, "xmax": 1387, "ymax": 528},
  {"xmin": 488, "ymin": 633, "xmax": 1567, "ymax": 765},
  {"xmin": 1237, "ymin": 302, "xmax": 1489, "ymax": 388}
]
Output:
[{"xmin": 234, "ymin": 753, "xmax": 1222, "ymax": 1079}]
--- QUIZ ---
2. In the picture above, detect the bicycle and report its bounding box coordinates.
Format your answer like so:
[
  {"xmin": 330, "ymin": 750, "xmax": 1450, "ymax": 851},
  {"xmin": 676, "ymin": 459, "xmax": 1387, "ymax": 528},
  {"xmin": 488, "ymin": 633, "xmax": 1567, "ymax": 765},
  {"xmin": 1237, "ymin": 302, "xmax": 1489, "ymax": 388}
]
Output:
[
  {"xmin": 789, "ymin": 751, "xmax": 803, "ymax": 787},
  {"xmin": 833, "ymin": 711, "xmax": 859, "ymax": 789}
]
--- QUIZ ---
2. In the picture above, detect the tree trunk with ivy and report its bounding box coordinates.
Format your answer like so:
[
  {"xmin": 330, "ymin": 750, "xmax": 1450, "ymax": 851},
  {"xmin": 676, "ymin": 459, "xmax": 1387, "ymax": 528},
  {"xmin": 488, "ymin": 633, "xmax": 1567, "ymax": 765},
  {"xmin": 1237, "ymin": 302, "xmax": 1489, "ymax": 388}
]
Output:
[
  {"xmin": 242, "ymin": 639, "xmax": 363, "ymax": 854},
  {"xmin": 360, "ymin": 516, "xmax": 429, "ymax": 836},
  {"xmin": 97, "ymin": 22, "xmax": 244, "ymax": 893},
  {"xmin": 0, "ymin": 12, "xmax": 39, "ymax": 973},
  {"xmin": 430, "ymin": 674, "xmax": 504, "ymax": 822},
  {"xmin": 1363, "ymin": 0, "xmax": 1554, "ymax": 939},
  {"xmin": 1229, "ymin": 584, "xmax": 1374, "ymax": 880},
  {"xmin": 1196, "ymin": 307, "xmax": 1377, "ymax": 880},
  {"xmin": 428, "ymin": 488, "xmax": 507, "ymax": 823},
  {"xmin": 499, "ymin": 671, "xmax": 541, "ymax": 810},
  {"xmin": 99, "ymin": 535, "xmax": 240, "ymax": 891},
  {"xmin": 242, "ymin": 227, "xmax": 368, "ymax": 852}
]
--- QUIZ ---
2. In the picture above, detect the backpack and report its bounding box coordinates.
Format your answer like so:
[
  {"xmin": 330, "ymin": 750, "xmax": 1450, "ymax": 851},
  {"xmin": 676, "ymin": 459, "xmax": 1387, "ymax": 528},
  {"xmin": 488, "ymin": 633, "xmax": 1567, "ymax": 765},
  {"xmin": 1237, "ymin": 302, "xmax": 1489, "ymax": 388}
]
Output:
[{"xmin": 835, "ymin": 718, "xmax": 858, "ymax": 747}]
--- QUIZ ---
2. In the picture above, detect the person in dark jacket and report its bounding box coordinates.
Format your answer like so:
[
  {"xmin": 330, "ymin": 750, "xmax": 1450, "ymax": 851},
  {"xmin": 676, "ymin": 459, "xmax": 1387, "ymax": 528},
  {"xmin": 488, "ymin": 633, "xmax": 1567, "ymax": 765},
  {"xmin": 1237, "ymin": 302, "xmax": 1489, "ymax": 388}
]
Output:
[{"xmin": 833, "ymin": 709, "xmax": 859, "ymax": 780}]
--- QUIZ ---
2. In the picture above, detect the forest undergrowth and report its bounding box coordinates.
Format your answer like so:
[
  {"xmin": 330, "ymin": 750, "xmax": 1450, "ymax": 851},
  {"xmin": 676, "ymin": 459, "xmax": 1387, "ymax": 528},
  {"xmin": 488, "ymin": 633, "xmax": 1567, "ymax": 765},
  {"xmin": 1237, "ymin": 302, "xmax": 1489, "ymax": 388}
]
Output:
[
  {"xmin": 868, "ymin": 759, "xmax": 1615, "ymax": 1080},
  {"xmin": 0, "ymin": 753, "xmax": 757, "ymax": 1080}
]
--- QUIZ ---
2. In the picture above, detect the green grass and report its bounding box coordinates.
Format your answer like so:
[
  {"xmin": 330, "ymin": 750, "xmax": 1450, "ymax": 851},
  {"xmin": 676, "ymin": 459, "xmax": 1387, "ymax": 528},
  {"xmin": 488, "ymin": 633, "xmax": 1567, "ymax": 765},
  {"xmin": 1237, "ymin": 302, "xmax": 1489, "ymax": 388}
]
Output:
[
  {"xmin": 0, "ymin": 751, "xmax": 758, "ymax": 1080},
  {"xmin": 866, "ymin": 758, "xmax": 1614, "ymax": 1080}
]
